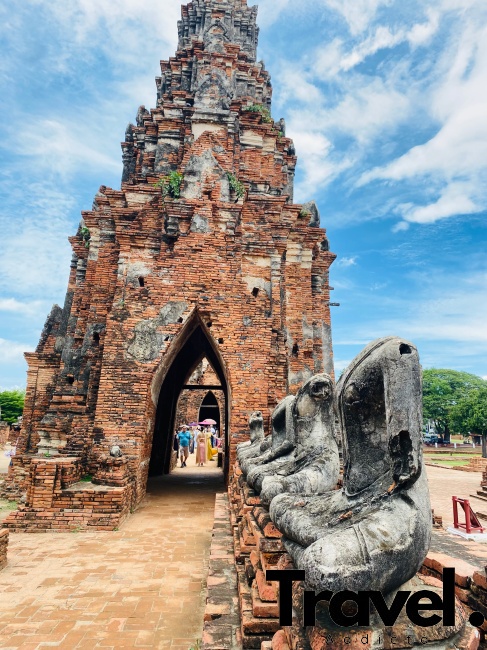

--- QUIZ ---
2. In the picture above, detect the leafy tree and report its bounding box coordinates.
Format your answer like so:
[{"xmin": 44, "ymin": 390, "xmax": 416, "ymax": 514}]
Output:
[
  {"xmin": 0, "ymin": 390, "xmax": 25, "ymax": 424},
  {"xmin": 451, "ymin": 387, "xmax": 487, "ymax": 458},
  {"xmin": 422, "ymin": 369, "xmax": 486, "ymax": 442}
]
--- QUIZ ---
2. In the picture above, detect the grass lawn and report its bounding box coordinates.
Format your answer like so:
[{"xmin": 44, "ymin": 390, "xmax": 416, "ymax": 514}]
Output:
[
  {"xmin": 423, "ymin": 451, "xmax": 476, "ymax": 468},
  {"xmin": 425, "ymin": 458, "xmax": 471, "ymax": 467}
]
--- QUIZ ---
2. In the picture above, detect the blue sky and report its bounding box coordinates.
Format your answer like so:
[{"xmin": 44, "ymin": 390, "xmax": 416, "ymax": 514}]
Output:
[{"xmin": 0, "ymin": 0, "xmax": 486, "ymax": 389}]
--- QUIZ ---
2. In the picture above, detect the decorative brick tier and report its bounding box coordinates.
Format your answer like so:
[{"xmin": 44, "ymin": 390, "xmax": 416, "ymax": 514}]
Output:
[
  {"xmin": 2, "ymin": 457, "xmax": 132, "ymax": 532},
  {"xmin": 0, "ymin": 529, "xmax": 8, "ymax": 570}
]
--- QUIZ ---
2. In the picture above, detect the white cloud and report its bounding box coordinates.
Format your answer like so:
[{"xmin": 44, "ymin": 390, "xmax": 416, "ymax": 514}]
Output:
[
  {"xmin": 0, "ymin": 182, "xmax": 74, "ymax": 297},
  {"xmin": 365, "ymin": 270, "xmax": 487, "ymax": 346},
  {"xmin": 323, "ymin": 0, "xmax": 393, "ymax": 35},
  {"xmin": 26, "ymin": 0, "xmax": 180, "ymax": 68},
  {"xmin": 0, "ymin": 339, "xmax": 31, "ymax": 363},
  {"xmin": 337, "ymin": 257, "xmax": 358, "ymax": 267},
  {"xmin": 392, "ymin": 221, "xmax": 410, "ymax": 233},
  {"xmin": 0, "ymin": 299, "xmax": 50, "ymax": 317},
  {"xmin": 13, "ymin": 119, "xmax": 121, "ymax": 180},
  {"xmin": 334, "ymin": 359, "xmax": 352, "ymax": 374},
  {"xmin": 398, "ymin": 183, "xmax": 481, "ymax": 225},
  {"xmin": 358, "ymin": 19, "xmax": 487, "ymax": 223},
  {"xmin": 313, "ymin": 11, "xmax": 440, "ymax": 81}
]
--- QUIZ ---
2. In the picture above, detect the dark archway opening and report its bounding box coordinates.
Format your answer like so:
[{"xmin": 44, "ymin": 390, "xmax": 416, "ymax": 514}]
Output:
[
  {"xmin": 149, "ymin": 320, "xmax": 230, "ymax": 481},
  {"xmin": 198, "ymin": 391, "xmax": 221, "ymax": 430}
]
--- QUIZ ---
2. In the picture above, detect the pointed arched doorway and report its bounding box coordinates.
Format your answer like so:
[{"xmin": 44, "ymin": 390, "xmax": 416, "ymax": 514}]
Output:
[
  {"xmin": 198, "ymin": 391, "xmax": 221, "ymax": 430},
  {"xmin": 148, "ymin": 314, "xmax": 230, "ymax": 481}
]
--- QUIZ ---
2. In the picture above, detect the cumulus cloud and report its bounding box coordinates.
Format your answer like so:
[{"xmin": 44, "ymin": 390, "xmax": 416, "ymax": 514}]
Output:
[
  {"xmin": 392, "ymin": 222, "xmax": 410, "ymax": 233},
  {"xmin": 26, "ymin": 0, "xmax": 180, "ymax": 67},
  {"xmin": 398, "ymin": 183, "xmax": 482, "ymax": 225},
  {"xmin": 315, "ymin": 12, "xmax": 440, "ymax": 79},
  {"xmin": 357, "ymin": 18, "xmax": 487, "ymax": 224}
]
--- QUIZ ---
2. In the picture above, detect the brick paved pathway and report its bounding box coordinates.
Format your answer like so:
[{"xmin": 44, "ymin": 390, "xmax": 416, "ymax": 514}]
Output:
[
  {"xmin": 425, "ymin": 465, "xmax": 487, "ymax": 570},
  {"xmin": 0, "ymin": 461, "xmax": 224, "ymax": 650},
  {"xmin": 425, "ymin": 464, "xmax": 485, "ymax": 529}
]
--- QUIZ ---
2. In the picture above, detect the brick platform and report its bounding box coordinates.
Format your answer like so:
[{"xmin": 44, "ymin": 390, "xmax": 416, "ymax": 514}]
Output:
[{"xmin": 3, "ymin": 457, "xmax": 132, "ymax": 532}]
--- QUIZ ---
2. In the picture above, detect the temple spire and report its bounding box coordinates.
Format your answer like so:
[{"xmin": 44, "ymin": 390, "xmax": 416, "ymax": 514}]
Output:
[{"xmin": 178, "ymin": 0, "xmax": 259, "ymax": 63}]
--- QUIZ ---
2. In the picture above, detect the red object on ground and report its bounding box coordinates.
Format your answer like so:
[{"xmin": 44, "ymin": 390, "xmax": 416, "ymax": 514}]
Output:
[{"xmin": 452, "ymin": 496, "xmax": 484, "ymax": 534}]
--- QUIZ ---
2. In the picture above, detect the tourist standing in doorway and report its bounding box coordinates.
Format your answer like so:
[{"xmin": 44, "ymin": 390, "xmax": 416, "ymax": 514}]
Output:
[
  {"xmin": 206, "ymin": 427, "xmax": 215, "ymax": 461},
  {"xmin": 177, "ymin": 426, "xmax": 192, "ymax": 468},
  {"xmin": 195, "ymin": 428, "xmax": 207, "ymax": 466}
]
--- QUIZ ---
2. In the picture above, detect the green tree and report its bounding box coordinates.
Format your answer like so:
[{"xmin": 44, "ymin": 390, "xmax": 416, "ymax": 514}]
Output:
[
  {"xmin": 0, "ymin": 390, "xmax": 25, "ymax": 424},
  {"xmin": 451, "ymin": 387, "xmax": 487, "ymax": 458},
  {"xmin": 422, "ymin": 369, "xmax": 486, "ymax": 442}
]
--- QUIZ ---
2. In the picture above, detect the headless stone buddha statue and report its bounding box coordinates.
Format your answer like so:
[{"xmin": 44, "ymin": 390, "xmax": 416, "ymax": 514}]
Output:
[
  {"xmin": 236, "ymin": 411, "xmax": 266, "ymax": 466},
  {"xmin": 270, "ymin": 337, "xmax": 432, "ymax": 596},
  {"xmin": 259, "ymin": 374, "xmax": 339, "ymax": 506},
  {"xmin": 241, "ymin": 395, "xmax": 295, "ymax": 483}
]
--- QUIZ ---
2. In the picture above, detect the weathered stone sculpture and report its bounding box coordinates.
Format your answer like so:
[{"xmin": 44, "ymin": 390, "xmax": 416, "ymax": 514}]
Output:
[
  {"xmin": 241, "ymin": 395, "xmax": 295, "ymax": 481},
  {"xmin": 259, "ymin": 374, "xmax": 339, "ymax": 505},
  {"xmin": 270, "ymin": 337, "xmax": 432, "ymax": 596},
  {"xmin": 236, "ymin": 411, "xmax": 265, "ymax": 465}
]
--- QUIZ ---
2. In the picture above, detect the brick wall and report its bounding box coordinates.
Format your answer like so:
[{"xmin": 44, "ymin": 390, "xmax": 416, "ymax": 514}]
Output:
[{"xmin": 3, "ymin": 457, "xmax": 132, "ymax": 532}]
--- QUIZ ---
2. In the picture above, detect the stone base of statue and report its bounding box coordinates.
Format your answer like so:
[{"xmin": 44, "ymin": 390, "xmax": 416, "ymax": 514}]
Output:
[{"xmin": 273, "ymin": 574, "xmax": 481, "ymax": 650}]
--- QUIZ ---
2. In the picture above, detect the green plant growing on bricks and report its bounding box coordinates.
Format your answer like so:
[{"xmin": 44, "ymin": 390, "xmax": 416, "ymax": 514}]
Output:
[
  {"xmin": 227, "ymin": 173, "xmax": 245, "ymax": 199},
  {"xmin": 154, "ymin": 171, "xmax": 184, "ymax": 199},
  {"xmin": 80, "ymin": 225, "xmax": 91, "ymax": 248},
  {"xmin": 243, "ymin": 103, "xmax": 272, "ymax": 123}
]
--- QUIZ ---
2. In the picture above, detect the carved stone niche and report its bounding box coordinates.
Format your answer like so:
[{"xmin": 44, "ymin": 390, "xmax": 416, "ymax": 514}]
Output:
[{"xmin": 164, "ymin": 214, "xmax": 180, "ymax": 239}]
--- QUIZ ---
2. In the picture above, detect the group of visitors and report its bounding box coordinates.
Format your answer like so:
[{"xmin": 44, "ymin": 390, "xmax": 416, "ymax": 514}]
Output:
[{"xmin": 173, "ymin": 424, "xmax": 221, "ymax": 468}]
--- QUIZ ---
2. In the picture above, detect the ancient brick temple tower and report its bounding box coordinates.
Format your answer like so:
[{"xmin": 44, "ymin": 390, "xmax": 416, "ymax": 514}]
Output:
[{"xmin": 3, "ymin": 0, "xmax": 336, "ymax": 530}]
